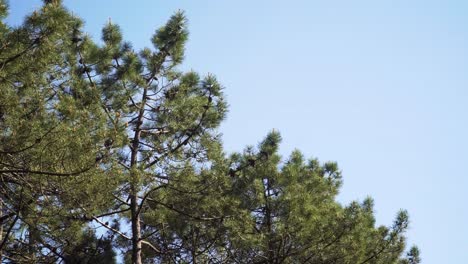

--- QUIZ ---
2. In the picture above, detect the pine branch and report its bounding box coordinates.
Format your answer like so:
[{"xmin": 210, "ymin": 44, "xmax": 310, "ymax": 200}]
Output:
[{"xmin": 91, "ymin": 215, "xmax": 131, "ymax": 240}]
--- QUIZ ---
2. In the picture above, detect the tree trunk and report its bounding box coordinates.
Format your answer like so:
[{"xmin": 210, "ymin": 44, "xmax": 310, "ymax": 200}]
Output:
[
  {"xmin": 0, "ymin": 198, "xmax": 3, "ymax": 263},
  {"xmin": 131, "ymin": 190, "xmax": 142, "ymax": 264},
  {"xmin": 130, "ymin": 134, "xmax": 143, "ymax": 264},
  {"xmin": 129, "ymin": 85, "xmax": 148, "ymax": 264}
]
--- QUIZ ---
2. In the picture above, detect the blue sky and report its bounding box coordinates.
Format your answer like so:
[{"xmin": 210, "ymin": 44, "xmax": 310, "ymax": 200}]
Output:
[{"xmin": 6, "ymin": 1, "xmax": 468, "ymax": 263}]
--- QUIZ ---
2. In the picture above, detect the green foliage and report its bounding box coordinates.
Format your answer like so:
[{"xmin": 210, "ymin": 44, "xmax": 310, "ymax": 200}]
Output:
[
  {"xmin": 0, "ymin": 1, "xmax": 123, "ymax": 262},
  {"xmin": 62, "ymin": 228, "xmax": 116, "ymax": 264},
  {"xmin": 0, "ymin": 2, "xmax": 419, "ymax": 264},
  {"xmin": 151, "ymin": 11, "xmax": 188, "ymax": 64},
  {"xmin": 219, "ymin": 133, "xmax": 418, "ymax": 263}
]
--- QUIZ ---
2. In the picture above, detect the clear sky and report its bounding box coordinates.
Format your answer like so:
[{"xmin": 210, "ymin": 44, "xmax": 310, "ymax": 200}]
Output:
[{"xmin": 6, "ymin": 1, "xmax": 468, "ymax": 263}]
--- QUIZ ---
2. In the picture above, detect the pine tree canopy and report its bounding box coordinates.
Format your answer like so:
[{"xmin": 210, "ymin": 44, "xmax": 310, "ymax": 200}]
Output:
[{"xmin": 0, "ymin": 1, "xmax": 419, "ymax": 263}]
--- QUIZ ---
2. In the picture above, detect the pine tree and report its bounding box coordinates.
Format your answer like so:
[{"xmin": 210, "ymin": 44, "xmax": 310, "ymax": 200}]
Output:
[
  {"xmin": 1, "ymin": 1, "xmax": 228, "ymax": 262},
  {"xmin": 220, "ymin": 131, "xmax": 420, "ymax": 263},
  {"xmin": 0, "ymin": 1, "xmax": 121, "ymax": 262},
  {"xmin": 11, "ymin": 2, "xmax": 228, "ymax": 263},
  {"xmin": 0, "ymin": 1, "xmax": 420, "ymax": 263}
]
